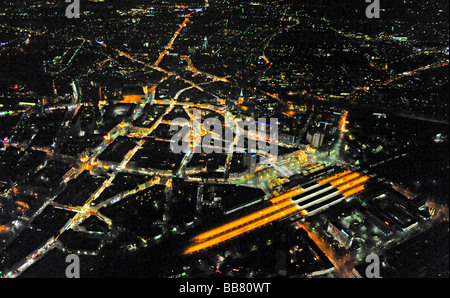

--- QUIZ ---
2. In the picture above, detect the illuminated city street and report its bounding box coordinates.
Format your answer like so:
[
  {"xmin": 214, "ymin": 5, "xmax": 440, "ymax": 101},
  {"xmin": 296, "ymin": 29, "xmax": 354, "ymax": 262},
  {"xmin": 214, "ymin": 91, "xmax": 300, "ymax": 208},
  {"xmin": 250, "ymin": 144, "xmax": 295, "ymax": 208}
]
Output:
[{"xmin": 0, "ymin": 0, "xmax": 448, "ymax": 281}]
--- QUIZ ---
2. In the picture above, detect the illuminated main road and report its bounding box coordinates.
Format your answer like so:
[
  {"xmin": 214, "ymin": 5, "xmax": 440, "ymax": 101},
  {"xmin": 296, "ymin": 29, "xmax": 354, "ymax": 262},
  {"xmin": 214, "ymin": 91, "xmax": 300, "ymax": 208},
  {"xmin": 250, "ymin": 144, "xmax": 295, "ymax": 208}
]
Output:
[{"xmin": 296, "ymin": 222, "xmax": 356, "ymax": 278}]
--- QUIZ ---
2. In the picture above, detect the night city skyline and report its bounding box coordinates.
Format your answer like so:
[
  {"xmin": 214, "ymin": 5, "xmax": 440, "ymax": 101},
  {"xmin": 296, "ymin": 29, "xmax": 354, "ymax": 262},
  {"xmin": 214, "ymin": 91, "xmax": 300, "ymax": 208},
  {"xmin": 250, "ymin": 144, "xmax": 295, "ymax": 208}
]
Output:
[{"xmin": 0, "ymin": 0, "xmax": 448, "ymax": 282}]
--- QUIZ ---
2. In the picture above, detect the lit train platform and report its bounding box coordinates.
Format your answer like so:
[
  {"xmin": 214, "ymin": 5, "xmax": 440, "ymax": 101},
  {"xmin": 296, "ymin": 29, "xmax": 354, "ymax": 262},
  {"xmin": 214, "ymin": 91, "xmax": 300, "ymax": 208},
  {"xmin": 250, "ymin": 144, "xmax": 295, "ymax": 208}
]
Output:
[{"xmin": 184, "ymin": 169, "xmax": 369, "ymax": 254}]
